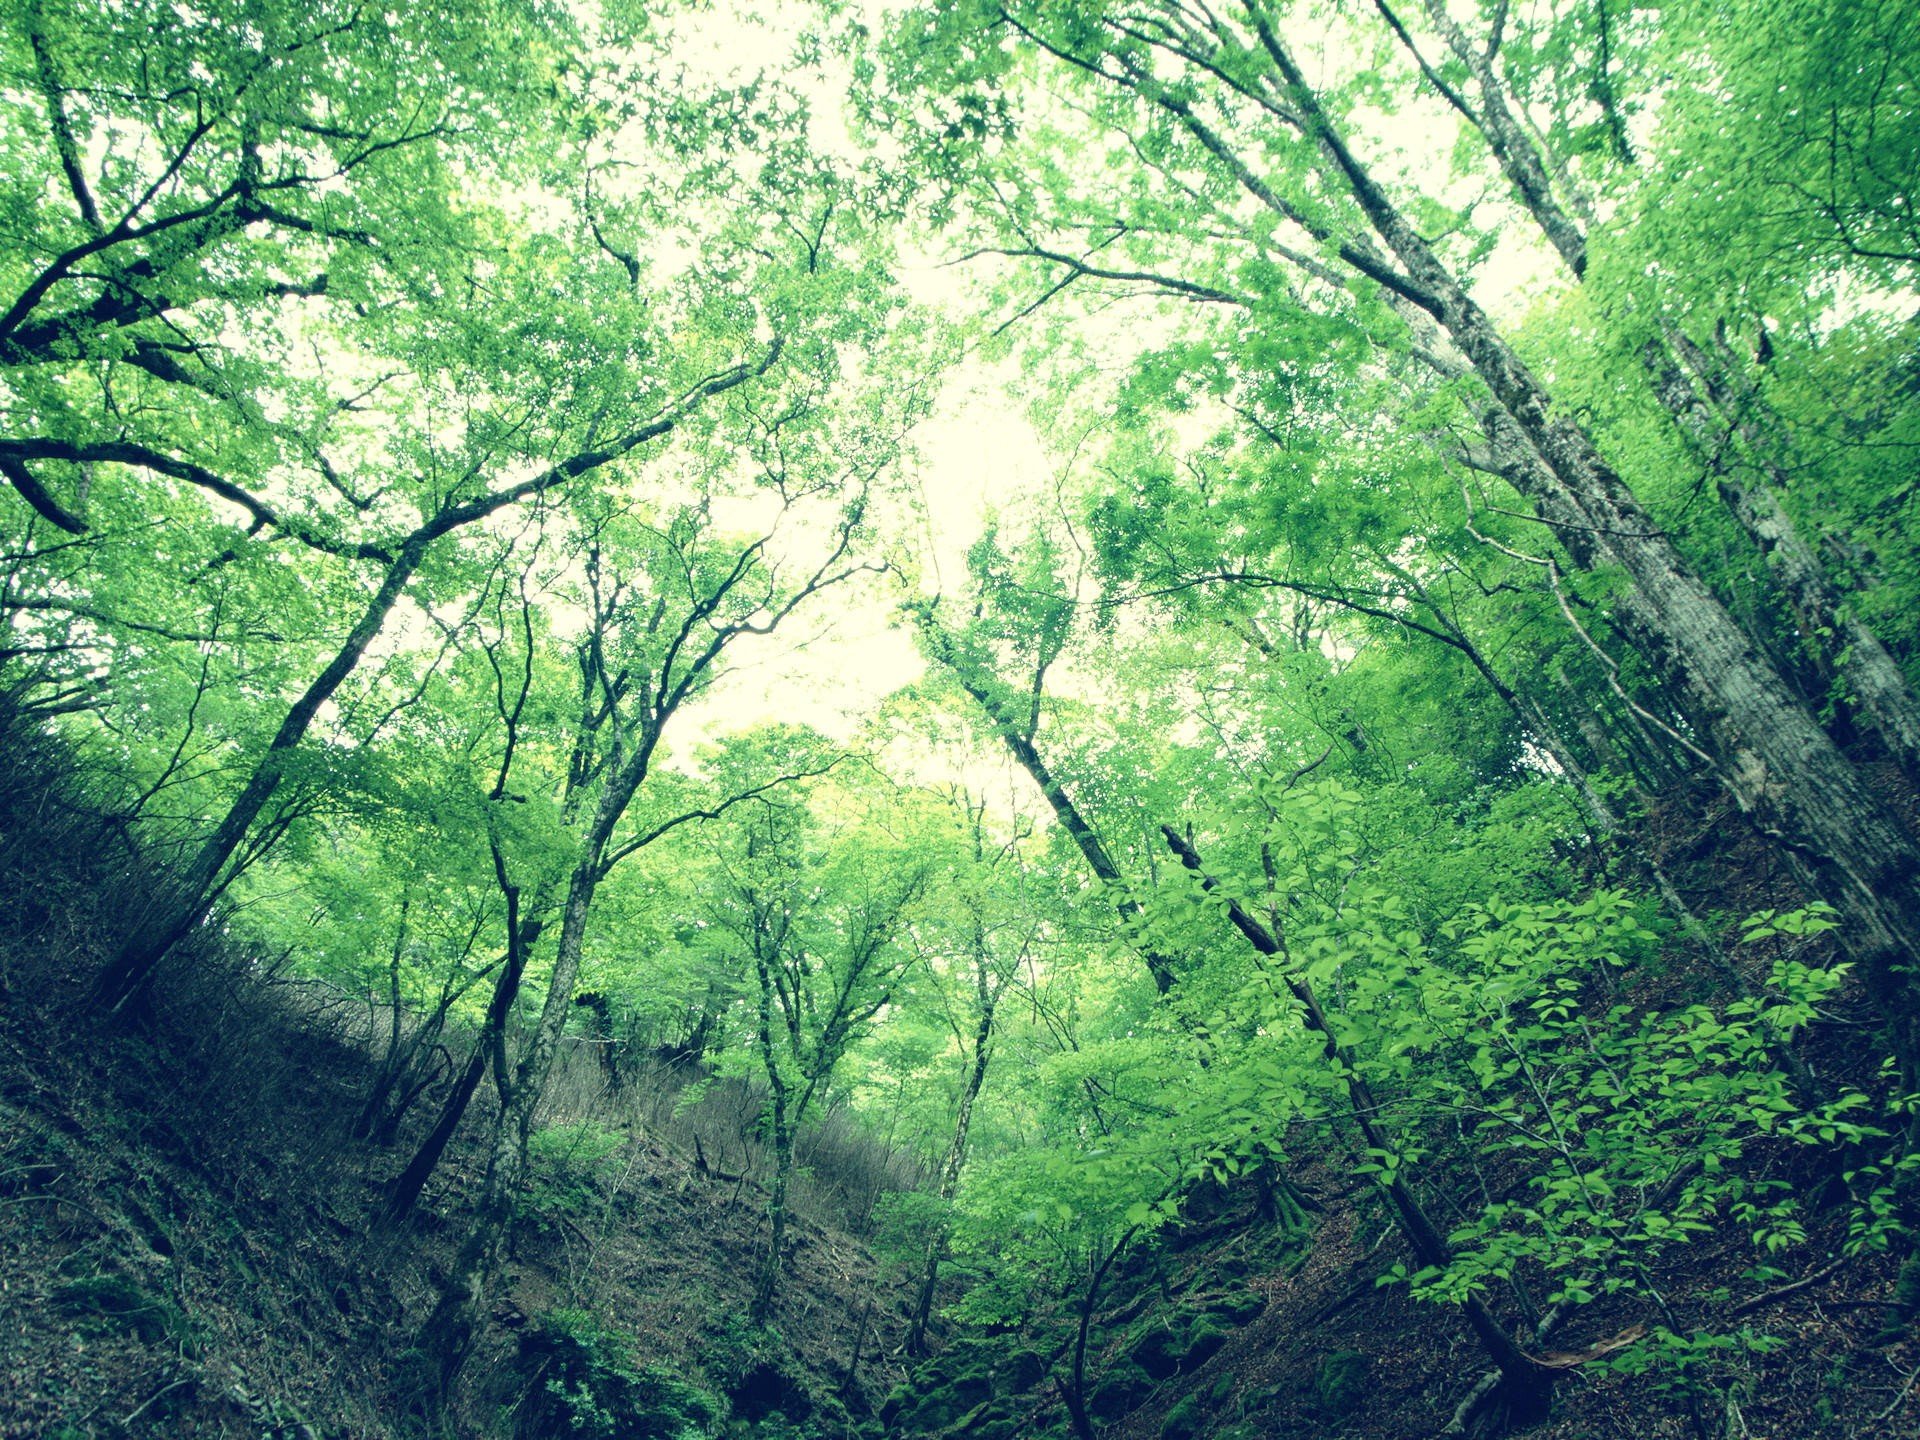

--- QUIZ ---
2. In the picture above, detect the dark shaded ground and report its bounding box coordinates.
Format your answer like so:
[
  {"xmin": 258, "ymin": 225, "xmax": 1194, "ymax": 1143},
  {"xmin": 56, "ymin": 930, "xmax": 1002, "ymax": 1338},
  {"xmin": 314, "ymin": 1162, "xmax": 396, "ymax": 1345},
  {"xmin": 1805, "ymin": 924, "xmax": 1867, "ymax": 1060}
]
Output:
[
  {"xmin": 0, "ymin": 961, "xmax": 922, "ymax": 1439},
  {"xmin": 3, "ymin": 711, "xmax": 1918, "ymax": 1439},
  {"xmin": 0, "ymin": 710, "xmax": 917, "ymax": 1439}
]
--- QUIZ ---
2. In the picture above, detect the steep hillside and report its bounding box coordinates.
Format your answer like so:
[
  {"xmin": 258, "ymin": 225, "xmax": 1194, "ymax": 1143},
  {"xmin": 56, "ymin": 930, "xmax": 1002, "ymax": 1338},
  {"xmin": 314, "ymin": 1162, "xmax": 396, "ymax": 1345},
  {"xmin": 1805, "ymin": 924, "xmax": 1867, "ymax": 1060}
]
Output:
[
  {"xmin": 0, "ymin": 712, "xmax": 915, "ymax": 1439},
  {"xmin": 4, "ymin": 700, "xmax": 1918, "ymax": 1440}
]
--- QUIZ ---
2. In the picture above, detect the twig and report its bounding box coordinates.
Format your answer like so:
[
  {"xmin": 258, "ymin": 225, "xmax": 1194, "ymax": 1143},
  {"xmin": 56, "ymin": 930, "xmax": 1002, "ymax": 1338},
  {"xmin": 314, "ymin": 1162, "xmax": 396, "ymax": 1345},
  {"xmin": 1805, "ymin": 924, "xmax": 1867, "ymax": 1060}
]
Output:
[
  {"xmin": 1727, "ymin": 1256, "xmax": 1848, "ymax": 1317},
  {"xmin": 1875, "ymin": 1359, "xmax": 1920, "ymax": 1422},
  {"xmin": 122, "ymin": 1375, "xmax": 196, "ymax": 1427}
]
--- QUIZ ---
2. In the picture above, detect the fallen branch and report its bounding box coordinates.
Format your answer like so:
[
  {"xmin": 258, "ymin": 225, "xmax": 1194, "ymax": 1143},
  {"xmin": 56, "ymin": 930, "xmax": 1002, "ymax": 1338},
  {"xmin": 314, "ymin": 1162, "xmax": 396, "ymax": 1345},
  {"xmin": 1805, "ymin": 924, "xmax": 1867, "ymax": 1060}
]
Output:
[
  {"xmin": 1443, "ymin": 1369, "xmax": 1502, "ymax": 1436},
  {"xmin": 1727, "ymin": 1256, "xmax": 1848, "ymax": 1318},
  {"xmin": 123, "ymin": 1375, "xmax": 197, "ymax": 1427}
]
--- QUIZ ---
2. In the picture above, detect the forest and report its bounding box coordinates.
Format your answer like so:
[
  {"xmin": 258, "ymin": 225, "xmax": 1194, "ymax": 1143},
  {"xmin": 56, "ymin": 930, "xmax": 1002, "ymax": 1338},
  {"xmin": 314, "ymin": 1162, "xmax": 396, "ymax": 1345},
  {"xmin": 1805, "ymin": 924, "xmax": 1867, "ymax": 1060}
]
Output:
[{"xmin": 1, "ymin": 1, "xmax": 1918, "ymax": 1437}]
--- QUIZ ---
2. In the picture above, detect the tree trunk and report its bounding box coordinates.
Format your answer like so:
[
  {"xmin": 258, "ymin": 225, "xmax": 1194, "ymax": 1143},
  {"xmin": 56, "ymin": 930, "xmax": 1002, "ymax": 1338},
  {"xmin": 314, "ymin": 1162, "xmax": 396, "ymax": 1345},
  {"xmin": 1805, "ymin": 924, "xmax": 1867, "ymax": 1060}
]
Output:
[
  {"xmin": 384, "ymin": 903, "xmax": 534, "ymax": 1223},
  {"xmin": 751, "ymin": 920, "xmax": 795, "ymax": 1325},
  {"xmin": 353, "ymin": 904, "xmax": 416, "ymax": 1143},
  {"xmin": 1658, "ymin": 332, "xmax": 1920, "ymax": 782},
  {"xmin": 94, "ymin": 534, "xmax": 430, "ymax": 1010},
  {"xmin": 755, "ymin": 1110, "xmax": 793, "ymax": 1324},
  {"xmin": 1162, "ymin": 825, "xmax": 1551, "ymax": 1404},
  {"xmin": 1061, "ymin": 1230, "xmax": 1137, "ymax": 1440},
  {"xmin": 1395, "ymin": 0, "xmax": 1920, "ymax": 785},
  {"xmin": 920, "ymin": 618, "xmax": 1178, "ymax": 993},
  {"xmin": 415, "ymin": 1100, "xmax": 522, "ymax": 1396},
  {"xmin": 88, "ymin": 354, "xmax": 770, "ymax": 1014},
  {"xmin": 1249, "ymin": 24, "xmax": 1920, "ymax": 1083},
  {"xmin": 906, "ymin": 974, "xmax": 999, "ymax": 1355}
]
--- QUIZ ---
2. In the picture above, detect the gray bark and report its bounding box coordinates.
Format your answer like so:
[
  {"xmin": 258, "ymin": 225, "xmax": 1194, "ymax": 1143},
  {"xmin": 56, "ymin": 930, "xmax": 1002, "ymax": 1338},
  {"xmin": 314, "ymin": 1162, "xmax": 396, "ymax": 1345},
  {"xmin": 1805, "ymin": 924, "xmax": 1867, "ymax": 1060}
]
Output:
[
  {"xmin": 1237, "ymin": 17, "xmax": 1920, "ymax": 1081},
  {"xmin": 1657, "ymin": 333, "xmax": 1920, "ymax": 782},
  {"xmin": 1383, "ymin": 0, "xmax": 1920, "ymax": 784}
]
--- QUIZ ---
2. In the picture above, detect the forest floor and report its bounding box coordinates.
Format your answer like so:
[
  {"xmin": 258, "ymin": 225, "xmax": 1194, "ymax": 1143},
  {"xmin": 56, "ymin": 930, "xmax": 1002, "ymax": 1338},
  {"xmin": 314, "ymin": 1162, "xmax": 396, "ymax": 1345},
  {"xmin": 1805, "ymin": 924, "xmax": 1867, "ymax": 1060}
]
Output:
[
  {"xmin": 0, "ymin": 763, "xmax": 919, "ymax": 1440},
  {"xmin": 3, "ymin": 738, "xmax": 1919, "ymax": 1439},
  {"xmin": 0, "ymin": 954, "xmax": 922, "ymax": 1439}
]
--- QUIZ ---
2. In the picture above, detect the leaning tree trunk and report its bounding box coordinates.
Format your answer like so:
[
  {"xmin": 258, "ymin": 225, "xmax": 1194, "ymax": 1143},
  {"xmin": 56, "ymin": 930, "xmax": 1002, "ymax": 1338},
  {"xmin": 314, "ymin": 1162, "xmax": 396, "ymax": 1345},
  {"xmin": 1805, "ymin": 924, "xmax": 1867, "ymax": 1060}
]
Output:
[
  {"xmin": 906, "ymin": 957, "xmax": 998, "ymax": 1355},
  {"xmin": 1396, "ymin": 0, "xmax": 1920, "ymax": 786},
  {"xmin": 89, "ymin": 353, "xmax": 772, "ymax": 1014},
  {"xmin": 919, "ymin": 618, "xmax": 1178, "ymax": 994},
  {"xmin": 1249, "ymin": 25, "xmax": 1920, "ymax": 1085},
  {"xmin": 95, "ymin": 533, "xmax": 431, "ymax": 1011},
  {"xmin": 413, "ymin": 745, "xmax": 647, "ymax": 1383},
  {"xmin": 1162, "ymin": 826, "xmax": 1552, "ymax": 1407},
  {"xmin": 383, "ymin": 912, "xmax": 534, "ymax": 1223},
  {"xmin": 1655, "ymin": 332, "xmax": 1920, "ymax": 783}
]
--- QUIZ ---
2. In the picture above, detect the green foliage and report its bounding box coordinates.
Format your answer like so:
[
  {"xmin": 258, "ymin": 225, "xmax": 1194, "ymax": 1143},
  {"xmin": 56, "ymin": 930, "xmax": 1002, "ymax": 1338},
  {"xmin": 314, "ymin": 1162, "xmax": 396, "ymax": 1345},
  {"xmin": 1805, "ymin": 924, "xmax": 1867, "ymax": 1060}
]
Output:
[
  {"xmin": 946, "ymin": 1138, "xmax": 1183, "ymax": 1327},
  {"xmin": 1383, "ymin": 903, "xmax": 1881, "ymax": 1309},
  {"xmin": 53, "ymin": 1273, "xmax": 195, "ymax": 1350},
  {"xmin": 525, "ymin": 1121, "xmax": 629, "ymax": 1219},
  {"xmin": 1598, "ymin": 1326, "xmax": 1786, "ymax": 1427},
  {"xmin": 513, "ymin": 1308, "xmax": 723, "ymax": 1440},
  {"xmin": 8, "ymin": 7, "xmax": 1920, "ymax": 1435}
]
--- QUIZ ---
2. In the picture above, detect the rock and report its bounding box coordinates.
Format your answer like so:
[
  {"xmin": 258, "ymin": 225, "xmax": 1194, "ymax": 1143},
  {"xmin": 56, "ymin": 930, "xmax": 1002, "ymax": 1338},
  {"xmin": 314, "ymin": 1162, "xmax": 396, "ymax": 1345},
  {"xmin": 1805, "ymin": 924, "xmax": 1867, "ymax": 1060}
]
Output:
[{"xmin": 1316, "ymin": 1350, "xmax": 1369, "ymax": 1418}]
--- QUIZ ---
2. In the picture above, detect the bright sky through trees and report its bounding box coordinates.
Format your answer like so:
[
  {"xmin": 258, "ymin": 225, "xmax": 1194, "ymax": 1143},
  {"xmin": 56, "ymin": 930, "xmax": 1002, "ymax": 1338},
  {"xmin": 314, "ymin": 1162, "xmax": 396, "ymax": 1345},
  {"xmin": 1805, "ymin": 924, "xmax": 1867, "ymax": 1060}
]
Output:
[{"xmin": 5, "ymin": 1, "xmax": 1920, "ymax": 1431}]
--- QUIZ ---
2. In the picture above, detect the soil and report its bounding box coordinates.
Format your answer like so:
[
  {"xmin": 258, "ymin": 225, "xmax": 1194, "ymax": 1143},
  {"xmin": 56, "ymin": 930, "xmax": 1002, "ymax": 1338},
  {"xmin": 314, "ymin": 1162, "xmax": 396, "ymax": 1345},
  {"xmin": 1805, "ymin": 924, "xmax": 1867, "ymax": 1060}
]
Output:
[{"xmin": 3, "ymin": 724, "xmax": 1918, "ymax": 1439}]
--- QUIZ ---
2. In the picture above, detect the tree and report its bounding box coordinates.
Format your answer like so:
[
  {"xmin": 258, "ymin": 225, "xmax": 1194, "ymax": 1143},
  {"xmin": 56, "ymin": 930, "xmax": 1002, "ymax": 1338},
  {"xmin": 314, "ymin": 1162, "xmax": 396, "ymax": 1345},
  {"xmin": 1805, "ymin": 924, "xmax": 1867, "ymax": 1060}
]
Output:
[
  {"xmin": 412, "ymin": 451, "xmax": 889, "ymax": 1381},
  {"xmin": 903, "ymin": 788, "xmax": 1037, "ymax": 1355},
  {"xmin": 879, "ymin": 0, "xmax": 1920, "ymax": 1101},
  {"xmin": 704, "ymin": 754, "xmax": 933, "ymax": 1319},
  {"xmin": 1362, "ymin": 0, "xmax": 1920, "ymax": 783},
  {"xmin": 912, "ymin": 523, "xmax": 1182, "ymax": 995},
  {"xmin": 90, "ymin": 347, "xmax": 779, "ymax": 1012}
]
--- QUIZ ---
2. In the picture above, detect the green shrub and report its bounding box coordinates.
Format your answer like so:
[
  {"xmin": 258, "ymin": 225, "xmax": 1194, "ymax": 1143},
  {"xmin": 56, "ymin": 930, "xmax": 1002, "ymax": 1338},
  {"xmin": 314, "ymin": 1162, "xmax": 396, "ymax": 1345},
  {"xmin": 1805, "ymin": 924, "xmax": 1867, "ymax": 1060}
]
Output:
[
  {"xmin": 1599, "ymin": 1327, "xmax": 1783, "ymax": 1426},
  {"xmin": 514, "ymin": 1308, "xmax": 721, "ymax": 1440},
  {"xmin": 53, "ymin": 1273, "xmax": 194, "ymax": 1350},
  {"xmin": 525, "ymin": 1121, "xmax": 628, "ymax": 1218}
]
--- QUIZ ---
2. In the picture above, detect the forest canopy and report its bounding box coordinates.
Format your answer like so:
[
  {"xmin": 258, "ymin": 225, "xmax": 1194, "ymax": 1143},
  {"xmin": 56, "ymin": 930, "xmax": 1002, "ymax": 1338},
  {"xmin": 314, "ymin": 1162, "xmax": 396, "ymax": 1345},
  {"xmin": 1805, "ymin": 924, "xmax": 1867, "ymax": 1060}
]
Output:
[{"xmin": 3, "ymin": 0, "xmax": 1919, "ymax": 1434}]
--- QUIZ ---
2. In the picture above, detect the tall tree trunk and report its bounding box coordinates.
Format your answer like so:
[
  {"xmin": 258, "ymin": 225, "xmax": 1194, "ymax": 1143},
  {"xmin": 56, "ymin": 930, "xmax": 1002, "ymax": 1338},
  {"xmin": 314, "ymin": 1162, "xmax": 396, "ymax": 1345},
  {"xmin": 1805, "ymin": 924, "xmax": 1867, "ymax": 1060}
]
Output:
[
  {"xmin": 352, "ymin": 901, "xmax": 415, "ymax": 1143},
  {"xmin": 1242, "ymin": 21, "xmax": 1920, "ymax": 1083},
  {"xmin": 919, "ymin": 617, "xmax": 1178, "ymax": 993},
  {"xmin": 381, "ymin": 973, "xmax": 517, "ymax": 1223},
  {"xmin": 1654, "ymin": 333, "xmax": 1920, "ymax": 781},
  {"xmin": 415, "ymin": 1096, "xmax": 524, "ymax": 1395},
  {"xmin": 383, "ymin": 888, "xmax": 537, "ymax": 1223},
  {"xmin": 1060, "ymin": 1228, "xmax": 1141, "ymax": 1440},
  {"xmin": 1390, "ymin": 0, "xmax": 1920, "ymax": 783},
  {"xmin": 94, "ymin": 534, "xmax": 430, "ymax": 1010},
  {"xmin": 410, "ymin": 837, "xmax": 612, "ymax": 1383},
  {"xmin": 755, "ymin": 1103, "xmax": 793, "ymax": 1324},
  {"xmin": 752, "ymin": 930, "xmax": 795, "ymax": 1324},
  {"xmin": 906, "ymin": 959, "xmax": 999, "ymax": 1355}
]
